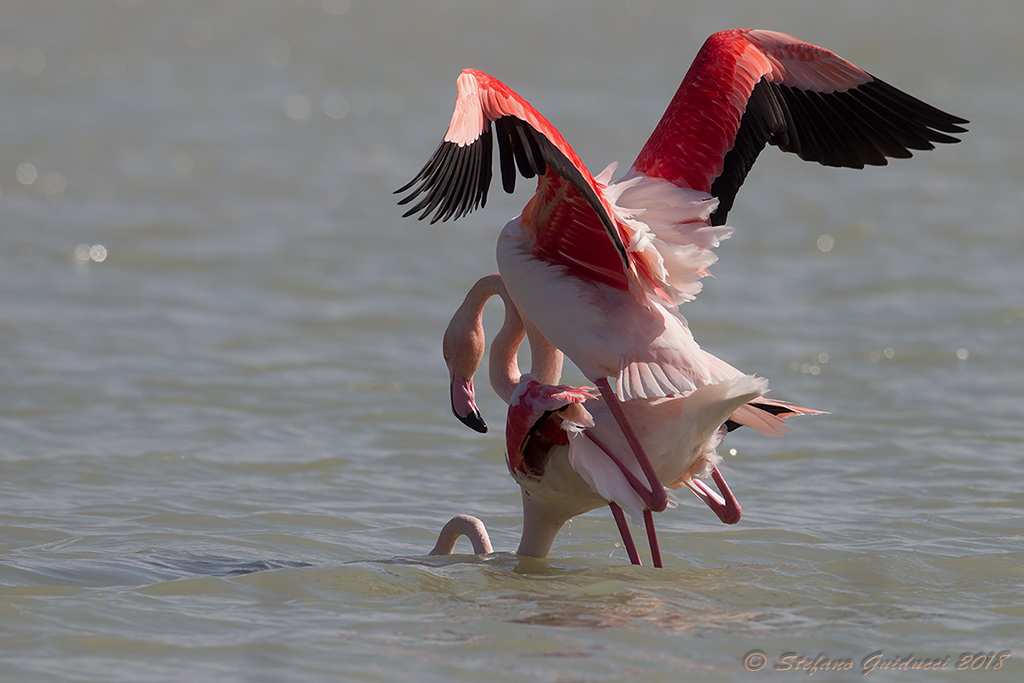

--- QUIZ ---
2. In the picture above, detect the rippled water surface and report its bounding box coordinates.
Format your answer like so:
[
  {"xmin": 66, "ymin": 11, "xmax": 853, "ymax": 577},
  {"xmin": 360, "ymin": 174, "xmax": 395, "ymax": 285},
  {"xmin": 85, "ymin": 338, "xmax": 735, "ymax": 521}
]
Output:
[{"xmin": 1, "ymin": 1, "xmax": 1022, "ymax": 681}]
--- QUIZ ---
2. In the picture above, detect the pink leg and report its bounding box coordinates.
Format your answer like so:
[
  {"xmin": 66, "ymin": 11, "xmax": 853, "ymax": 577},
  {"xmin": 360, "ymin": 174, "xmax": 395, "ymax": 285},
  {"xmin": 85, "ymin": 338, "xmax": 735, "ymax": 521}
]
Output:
[
  {"xmin": 595, "ymin": 378, "xmax": 668, "ymax": 513},
  {"xmin": 643, "ymin": 509, "xmax": 663, "ymax": 568},
  {"xmin": 688, "ymin": 466, "xmax": 742, "ymax": 525},
  {"xmin": 609, "ymin": 502, "xmax": 641, "ymax": 566},
  {"xmin": 584, "ymin": 432, "xmax": 650, "ymax": 497}
]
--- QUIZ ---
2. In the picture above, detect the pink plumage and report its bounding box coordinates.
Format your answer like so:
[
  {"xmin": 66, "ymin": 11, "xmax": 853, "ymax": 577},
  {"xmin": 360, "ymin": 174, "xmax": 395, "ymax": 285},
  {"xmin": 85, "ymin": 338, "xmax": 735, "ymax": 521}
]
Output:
[{"xmin": 404, "ymin": 29, "xmax": 966, "ymax": 566}]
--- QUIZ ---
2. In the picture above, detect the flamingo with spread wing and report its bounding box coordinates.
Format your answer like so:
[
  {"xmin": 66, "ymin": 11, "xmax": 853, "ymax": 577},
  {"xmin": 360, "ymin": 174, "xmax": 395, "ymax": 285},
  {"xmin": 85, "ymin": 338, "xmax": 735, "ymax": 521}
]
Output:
[
  {"xmin": 442, "ymin": 274, "xmax": 819, "ymax": 566},
  {"xmin": 399, "ymin": 29, "xmax": 967, "ymax": 560}
]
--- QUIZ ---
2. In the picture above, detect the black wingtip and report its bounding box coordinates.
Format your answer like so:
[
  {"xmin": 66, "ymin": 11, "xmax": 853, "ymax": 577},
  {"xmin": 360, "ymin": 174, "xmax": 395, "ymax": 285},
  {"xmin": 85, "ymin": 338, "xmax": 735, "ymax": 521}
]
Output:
[
  {"xmin": 395, "ymin": 126, "xmax": 495, "ymax": 224},
  {"xmin": 709, "ymin": 75, "xmax": 970, "ymax": 226}
]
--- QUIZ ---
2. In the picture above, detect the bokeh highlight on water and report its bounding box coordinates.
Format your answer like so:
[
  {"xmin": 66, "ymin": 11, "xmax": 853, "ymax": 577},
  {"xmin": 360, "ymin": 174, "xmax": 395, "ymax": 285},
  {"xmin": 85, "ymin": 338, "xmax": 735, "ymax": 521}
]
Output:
[{"xmin": 1, "ymin": 1, "xmax": 1022, "ymax": 681}]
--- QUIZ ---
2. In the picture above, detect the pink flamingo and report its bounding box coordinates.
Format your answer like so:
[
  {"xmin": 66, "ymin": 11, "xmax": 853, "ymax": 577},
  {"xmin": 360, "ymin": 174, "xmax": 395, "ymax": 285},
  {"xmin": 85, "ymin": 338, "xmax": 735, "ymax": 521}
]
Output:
[
  {"xmin": 400, "ymin": 30, "xmax": 966, "ymax": 560},
  {"xmin": 440, "ymin": 274, "xmax": 817, "ymax": 566},
  {"xmin": 442, "ymin": 274, "xmax": 606, "ymax": 559},
  {"xmin": 429, "ymin": 514, "xmax": 493, "ymax": 556}
]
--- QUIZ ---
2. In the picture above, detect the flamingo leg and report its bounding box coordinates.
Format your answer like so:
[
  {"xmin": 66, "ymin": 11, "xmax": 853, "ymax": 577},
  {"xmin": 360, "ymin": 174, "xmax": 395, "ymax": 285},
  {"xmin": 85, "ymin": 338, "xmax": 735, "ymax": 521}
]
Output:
[
  {"xmin": 686, "ymin": 466, "xmax": 742, "ymax": 525},
  {"xmin": 609, "ymin": 502, "xmax": 642, "ymax": 566},
  {"xmin": 594, "ymin": 378, "xmax": 669, "ymax": 513},
  {"xmin": 583, "ymin": 432, "xmax": 652, "ymax": 498},
  {"xmin": 642, "ymin": 509, "xmax": 663, "ymax": 568}
]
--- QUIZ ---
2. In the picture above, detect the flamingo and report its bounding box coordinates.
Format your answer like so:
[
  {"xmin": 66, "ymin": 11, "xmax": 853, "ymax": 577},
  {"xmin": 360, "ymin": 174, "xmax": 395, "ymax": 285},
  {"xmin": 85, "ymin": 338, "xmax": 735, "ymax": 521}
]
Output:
[
  {"xmin": 399, "ymin": 30, "xmax": 967, "ymax": 560},
  {"xmin": 429, "ymin": 514, "xmax": 494, "ymax": 556},
  {"xmin": 441, "ymin": 274, "xmax": 818, "ymax": 566},
  {"xmin": 442, "ymin": 274, "xmax": 608, "ymax": 560}
]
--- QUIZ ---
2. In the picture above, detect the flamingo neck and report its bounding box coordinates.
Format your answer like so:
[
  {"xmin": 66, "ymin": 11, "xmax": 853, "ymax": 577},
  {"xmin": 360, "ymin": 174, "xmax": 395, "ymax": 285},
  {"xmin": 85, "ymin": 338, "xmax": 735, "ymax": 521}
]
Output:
[
  {"xmin": 515, "ymin": 489, "xmax": 568, "ymax": 559},
  {"xmin": 488, "ymin": 294, "xmax": 566, "ymax": 402},
  {"xmin": 523, "ymin": 317, "xmax": 563, "ymax": 387},
  {"xmin": 429, "ymin": 514, "xmax": 493, "ymax": 555},
  {"xmin": 488, "ymin": 288, "xmax": 526, "ymax": 404},
  {"xmin": 458, "ymin": 274, "xmax": 562, "ymax": 403}
]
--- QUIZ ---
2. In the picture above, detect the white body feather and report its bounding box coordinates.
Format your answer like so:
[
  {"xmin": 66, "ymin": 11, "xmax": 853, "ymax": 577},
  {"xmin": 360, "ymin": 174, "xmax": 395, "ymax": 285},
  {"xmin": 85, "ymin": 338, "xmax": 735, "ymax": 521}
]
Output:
[
  {"xmin": 497, "ymin": 170, "xmax": 745, "ymax": 402},
  {"xmin": 566, "ymin": 375, "xmax": 769, "ymax": 524}
]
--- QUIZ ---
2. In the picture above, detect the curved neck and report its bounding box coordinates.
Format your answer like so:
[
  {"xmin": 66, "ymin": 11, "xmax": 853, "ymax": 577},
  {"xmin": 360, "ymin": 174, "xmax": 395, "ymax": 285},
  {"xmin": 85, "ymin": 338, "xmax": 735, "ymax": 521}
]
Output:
[
  {"xmin": 460, "ymin": 274, "xmax": 563, "ymax": 403},
  {"xmin": 523, "ymin": 317, "xmax": 563, "ymax": 387},
  {"xmin": 429, "ymin": 514, "xmax": 493, "ymax": 555},
  {"xmin": 488, "ymin": 281, "xmax": 527, "ymax": 403}
]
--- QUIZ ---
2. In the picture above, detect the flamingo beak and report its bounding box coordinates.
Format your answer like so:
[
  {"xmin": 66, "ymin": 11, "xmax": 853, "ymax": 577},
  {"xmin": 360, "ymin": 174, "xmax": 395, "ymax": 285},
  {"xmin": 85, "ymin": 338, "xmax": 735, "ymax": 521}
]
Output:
[
  {"xmin": 685, "ymin": 466, "xmax": 742, "ymax": 525},
  {"xmin": 449, "ymin": 366, "xmax": 487, "ymax": 433}
]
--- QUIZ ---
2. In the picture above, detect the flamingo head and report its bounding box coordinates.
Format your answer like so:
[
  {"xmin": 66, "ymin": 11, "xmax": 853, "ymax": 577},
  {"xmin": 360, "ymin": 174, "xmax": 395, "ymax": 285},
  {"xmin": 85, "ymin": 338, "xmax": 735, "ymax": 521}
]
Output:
[{"xmin": 442, "ymin": 298, "xmax": 488, "ymax": 433}]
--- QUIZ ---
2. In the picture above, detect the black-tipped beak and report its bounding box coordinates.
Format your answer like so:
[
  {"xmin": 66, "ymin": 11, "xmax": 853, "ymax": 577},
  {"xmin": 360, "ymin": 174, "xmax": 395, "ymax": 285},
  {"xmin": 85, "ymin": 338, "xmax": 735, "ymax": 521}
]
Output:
[
  {"xmin": 454, "ymin": 404, "xmax": 488, "ymax": 434},
  {"xmin": 449, "ymin": 371, "xmax": 487, "ymax": 433}
]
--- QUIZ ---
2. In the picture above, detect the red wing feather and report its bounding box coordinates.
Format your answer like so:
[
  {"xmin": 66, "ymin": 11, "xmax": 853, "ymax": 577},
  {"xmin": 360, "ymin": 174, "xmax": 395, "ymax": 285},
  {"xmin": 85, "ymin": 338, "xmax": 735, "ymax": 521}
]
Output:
[
  {"xmin": 633, "ymin": 29, "xmax": 967, "ymax": 225},
  {"xmin": 397, "ymin": 69, "xmax": 638, "ymax": 293},
  {"xmin": 506, "ymin": 380, "xmax": 594, "ymax": 474}
]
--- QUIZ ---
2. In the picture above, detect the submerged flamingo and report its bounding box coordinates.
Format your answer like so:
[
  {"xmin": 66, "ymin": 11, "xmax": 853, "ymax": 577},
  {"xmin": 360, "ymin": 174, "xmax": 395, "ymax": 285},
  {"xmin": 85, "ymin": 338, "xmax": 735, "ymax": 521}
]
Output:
[
  {"xmin": 439, "ymin": 274, "xmax": 817, "ymax": 565},
  {"xmin": 399, "ymin": 29, "xmax": 967, "ymax": 561},
  {"xmin": 429, "ymin": 514, "xmax": 493, "ymax": 556}
]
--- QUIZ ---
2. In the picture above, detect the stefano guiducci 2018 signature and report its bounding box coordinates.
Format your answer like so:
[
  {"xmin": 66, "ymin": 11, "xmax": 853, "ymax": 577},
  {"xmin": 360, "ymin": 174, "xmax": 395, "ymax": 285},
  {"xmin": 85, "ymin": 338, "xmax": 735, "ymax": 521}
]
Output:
[{"xmin": 742, "ymin": 650, "xmax": 1012, "ymax": 676}]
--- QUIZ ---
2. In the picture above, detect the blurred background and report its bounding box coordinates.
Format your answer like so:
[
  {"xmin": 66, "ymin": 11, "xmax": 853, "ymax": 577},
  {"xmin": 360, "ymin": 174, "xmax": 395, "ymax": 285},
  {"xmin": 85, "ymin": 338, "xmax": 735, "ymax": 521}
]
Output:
[{"xmin": 1, "ymin": 1, "xmax": 1021, "ymax": 681}]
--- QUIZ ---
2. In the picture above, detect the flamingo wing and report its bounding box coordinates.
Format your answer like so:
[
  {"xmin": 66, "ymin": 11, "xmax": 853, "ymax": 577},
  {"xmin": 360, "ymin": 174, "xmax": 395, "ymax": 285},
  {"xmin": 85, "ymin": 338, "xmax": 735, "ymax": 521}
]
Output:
[
  {"xmin": 396, "ymin": 69, "xmax": 635, "ymax": 292},
  {"xmin": 633, "ymin": 29, "xmax": 969, "ymax": 225},
  {"xmin": 505, "ymin": 379, "xmax": 597, "ymax": 473}
]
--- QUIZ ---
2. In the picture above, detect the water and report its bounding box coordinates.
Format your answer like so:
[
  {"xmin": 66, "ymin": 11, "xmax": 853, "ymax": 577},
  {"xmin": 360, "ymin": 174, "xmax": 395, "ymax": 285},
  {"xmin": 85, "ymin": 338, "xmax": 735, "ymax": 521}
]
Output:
[{"xmin": 1, "ymin": 1, "xmax": 1021, "ymax": 680}]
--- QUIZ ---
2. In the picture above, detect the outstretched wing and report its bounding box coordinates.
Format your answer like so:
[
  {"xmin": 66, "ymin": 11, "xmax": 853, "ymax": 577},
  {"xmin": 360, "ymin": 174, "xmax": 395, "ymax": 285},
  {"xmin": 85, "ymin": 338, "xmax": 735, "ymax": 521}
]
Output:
[
  {"xmin": 633, "ymin": 29, "xmax": 969, "ymax": 225},
  {"xmin": 396, "ymin": 69, "xmax": 636, "ymax": 293}
]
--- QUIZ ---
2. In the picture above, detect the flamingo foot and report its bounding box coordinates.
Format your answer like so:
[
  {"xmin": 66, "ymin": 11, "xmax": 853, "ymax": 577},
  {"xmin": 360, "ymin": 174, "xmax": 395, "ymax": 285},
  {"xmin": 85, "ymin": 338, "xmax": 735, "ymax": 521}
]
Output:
[
  {"xmin": 609, "ymin": 503, "xmax": 642, "ymax": 565},
  {"xmin": 687, "ymin": 466, "xmax": 742, "ymax": 525},
  {"xmin": 643, "ymin": 509, "xmax": 663, "ymax": 568}
]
